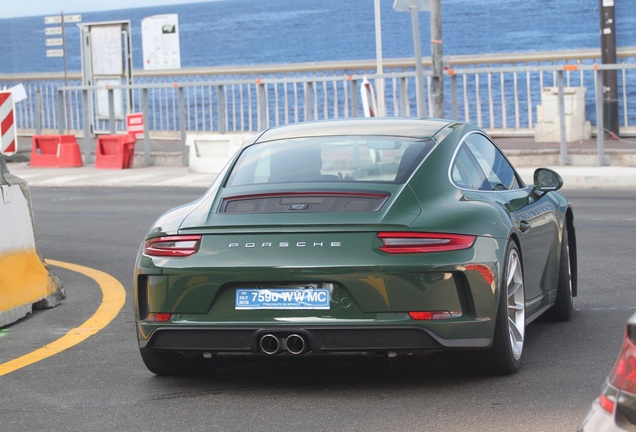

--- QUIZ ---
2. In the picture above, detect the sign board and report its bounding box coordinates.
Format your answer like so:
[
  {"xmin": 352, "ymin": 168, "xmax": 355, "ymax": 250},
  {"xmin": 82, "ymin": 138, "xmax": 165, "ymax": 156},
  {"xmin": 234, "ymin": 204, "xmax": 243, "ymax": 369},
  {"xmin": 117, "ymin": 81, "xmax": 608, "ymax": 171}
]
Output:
[
  {"xmin": 126, "ymin": 113, "xmax": 144, "ymax": 134},
  {"xmin": 141, "ymin": 14, "xmax": 181, "ymax": 70},
  {"xmin": 393, "ymin": 0, "xmax": 430, "ymax": 12},
  {"xmin": 46, "ymin": 38, "xmax": 64, "ymax": 47},
  {"xmin": 44, "ymin": 14, "xmax": 81, "ymax": 24},
  {"xmin": 8, "ymin": 84, "xmax": 27, "ymax": 103},
  {"xmin": 90, "ymin": 24, "xmax": 123, "ymax": 76},
  {"xmin": 0, "ymin": 92, "xmax": 17, "ymax": 156},
  {"xmin": 95, "ymin": 78, "xmax": 124, "ymax": 119},
  {"xmin": 45, "ymin": 27, "xmax": 63, "ymax": 35},
  {"xmin": 46, "ymin": 49, "xmax": 64, "ymax": 57}
]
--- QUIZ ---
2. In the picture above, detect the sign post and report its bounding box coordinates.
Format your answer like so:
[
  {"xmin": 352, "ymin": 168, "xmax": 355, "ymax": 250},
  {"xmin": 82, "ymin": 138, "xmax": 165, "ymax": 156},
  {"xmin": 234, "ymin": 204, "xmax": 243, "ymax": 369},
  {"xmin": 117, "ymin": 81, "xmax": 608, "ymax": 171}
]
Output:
[
  {"xmin": 393, "ymin": 0, "xmax": 429, "ymax": 118},
  {"xmin": 393, "ymin": 0, "xmax": 443, "ymax": 118},
  {"xmin": 45, "ymin": 12, "xmax": 82, "ymax": 133}
]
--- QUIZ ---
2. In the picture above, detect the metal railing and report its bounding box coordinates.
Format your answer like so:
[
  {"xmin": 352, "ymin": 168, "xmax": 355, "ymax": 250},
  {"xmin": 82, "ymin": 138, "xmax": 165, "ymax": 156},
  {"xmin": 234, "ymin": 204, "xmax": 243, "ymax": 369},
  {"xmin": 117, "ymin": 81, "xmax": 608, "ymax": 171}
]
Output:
[{"xmin": 2, "ymin": 47, "xmax": 636, "ymax": 146}]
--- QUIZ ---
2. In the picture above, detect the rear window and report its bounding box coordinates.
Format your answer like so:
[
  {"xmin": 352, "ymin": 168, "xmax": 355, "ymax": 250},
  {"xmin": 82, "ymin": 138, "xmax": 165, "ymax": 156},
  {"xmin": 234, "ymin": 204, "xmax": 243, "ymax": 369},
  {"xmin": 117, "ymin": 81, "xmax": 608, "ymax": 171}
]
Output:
[{"xmin": 226, "ymin": 136, "xmax": 434, "ymax": 186}]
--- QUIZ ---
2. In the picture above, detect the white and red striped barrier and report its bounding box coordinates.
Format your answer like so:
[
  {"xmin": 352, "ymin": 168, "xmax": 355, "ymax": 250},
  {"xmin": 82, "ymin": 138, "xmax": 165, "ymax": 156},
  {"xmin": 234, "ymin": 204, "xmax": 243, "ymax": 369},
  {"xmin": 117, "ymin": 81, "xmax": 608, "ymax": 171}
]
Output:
[
  {"xmin": 360, "ymin": 77, "xmax": 378, "ymax": 118},
  {"xmin": 0, "ymin": 91, "xmax": 17, "ymax": 156}
]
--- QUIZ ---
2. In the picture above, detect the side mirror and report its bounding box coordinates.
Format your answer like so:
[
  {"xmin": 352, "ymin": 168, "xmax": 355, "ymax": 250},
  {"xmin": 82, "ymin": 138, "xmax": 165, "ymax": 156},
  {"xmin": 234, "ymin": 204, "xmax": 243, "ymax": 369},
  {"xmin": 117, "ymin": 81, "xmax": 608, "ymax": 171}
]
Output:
[{"xmin": 533, "ymin": 167, "xmax": 563, "ymax": 192}]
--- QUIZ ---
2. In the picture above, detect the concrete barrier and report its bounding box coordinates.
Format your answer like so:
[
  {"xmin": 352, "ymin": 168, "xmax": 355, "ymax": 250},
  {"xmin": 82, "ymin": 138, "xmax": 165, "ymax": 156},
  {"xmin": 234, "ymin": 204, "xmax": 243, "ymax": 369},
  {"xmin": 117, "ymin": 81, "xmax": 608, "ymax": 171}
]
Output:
[
  {"xmin": 0, "ymin": 154, "xmax": 64, "ymax": 327},
  {"xmin": 186, "ymin": 133, "xmax": 250, "ymax": 173}
]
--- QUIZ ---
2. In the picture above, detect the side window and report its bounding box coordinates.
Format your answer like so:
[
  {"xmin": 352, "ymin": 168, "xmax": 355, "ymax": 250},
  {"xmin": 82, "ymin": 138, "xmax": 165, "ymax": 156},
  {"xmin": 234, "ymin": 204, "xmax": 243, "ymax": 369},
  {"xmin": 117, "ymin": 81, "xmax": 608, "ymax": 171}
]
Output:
[
  {"xmin": 464, "ymin": 134, "xmax": 521, "ymax": 190},
  {"xmin": 451, "ymin": 144, "xmax": 490, "ymax": 190}
]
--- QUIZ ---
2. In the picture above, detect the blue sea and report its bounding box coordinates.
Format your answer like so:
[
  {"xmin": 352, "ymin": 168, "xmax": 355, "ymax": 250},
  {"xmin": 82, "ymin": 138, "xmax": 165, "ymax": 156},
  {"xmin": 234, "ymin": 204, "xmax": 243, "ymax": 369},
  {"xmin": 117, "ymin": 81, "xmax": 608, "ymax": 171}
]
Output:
[{"xmin": 1, "ymin": 0, "xmax": 635, "ymax": 74}]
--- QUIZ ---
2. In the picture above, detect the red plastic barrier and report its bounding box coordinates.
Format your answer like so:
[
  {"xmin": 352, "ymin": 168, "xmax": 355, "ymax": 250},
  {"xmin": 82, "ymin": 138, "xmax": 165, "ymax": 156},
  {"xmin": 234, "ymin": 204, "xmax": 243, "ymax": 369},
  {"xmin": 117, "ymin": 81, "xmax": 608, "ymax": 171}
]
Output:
[
  {"xmin": 30, "ymin": 135, "xmax": 83, "ymax": 168},
  {"xmin": 95, "ymin": 134, "xmax": 136, "ymax": 169}
]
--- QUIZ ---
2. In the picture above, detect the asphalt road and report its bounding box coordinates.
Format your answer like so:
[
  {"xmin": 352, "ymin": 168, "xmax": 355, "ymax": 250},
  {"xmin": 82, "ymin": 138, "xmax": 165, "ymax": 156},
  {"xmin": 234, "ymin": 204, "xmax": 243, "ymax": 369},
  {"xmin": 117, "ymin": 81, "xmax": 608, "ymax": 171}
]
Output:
[{"xmin": 1, "ymin": 187, "xmax": 634, "ymax": 432}]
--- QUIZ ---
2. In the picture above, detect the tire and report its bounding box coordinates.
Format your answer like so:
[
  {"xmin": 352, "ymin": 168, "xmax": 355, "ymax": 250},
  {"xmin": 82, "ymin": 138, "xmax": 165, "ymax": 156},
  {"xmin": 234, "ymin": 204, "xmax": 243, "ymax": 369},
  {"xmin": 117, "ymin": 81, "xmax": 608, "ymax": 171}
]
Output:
[
  {"xmin": 139, "ymin": 348, "xmax": 216, "ymax": 376},
  {"xmin": 544, "ymin": 223, "xmax": 573, "ymax": 322},
  {"xmin": 483, "ymin": 240, "xmax": 526, "ymax": 375}
]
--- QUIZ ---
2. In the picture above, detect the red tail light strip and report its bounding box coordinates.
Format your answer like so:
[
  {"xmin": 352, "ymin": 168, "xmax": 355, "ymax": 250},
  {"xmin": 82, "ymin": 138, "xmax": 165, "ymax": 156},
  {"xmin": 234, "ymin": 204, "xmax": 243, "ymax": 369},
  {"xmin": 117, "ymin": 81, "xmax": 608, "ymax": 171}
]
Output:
[
  {"xmin": 409, "ymin": 311, "xmax": 454, "ymax": 320},
  {"xmin": 144, "ymin": 235, "xmax": 202, "ymax": 257},
  {"xmin": 378, "ymin": 232, "xmax": 476, "ymax": 254},
  {"xmin": 599, "ymin": 394, "xmax": 615, "ymax": 414},
  {"xmin": 608, "ymin": 330, "xmax": 636, "ymax": 393},
  {"xmin": 146, "ymin": 313, "xmax": 172, "ymax": 322}
]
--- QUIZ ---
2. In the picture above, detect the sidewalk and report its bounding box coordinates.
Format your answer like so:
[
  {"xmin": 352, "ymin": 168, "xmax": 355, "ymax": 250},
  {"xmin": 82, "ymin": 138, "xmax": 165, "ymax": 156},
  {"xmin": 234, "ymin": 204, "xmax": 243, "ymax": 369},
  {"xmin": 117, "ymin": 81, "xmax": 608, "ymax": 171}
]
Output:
[
  {"xmin": 6, "ymin": 161, "xmax": 636, "ymax": 189},
  {"xmin": 6, "ymin": 134, "xmax": 636, "ymax": 189}
]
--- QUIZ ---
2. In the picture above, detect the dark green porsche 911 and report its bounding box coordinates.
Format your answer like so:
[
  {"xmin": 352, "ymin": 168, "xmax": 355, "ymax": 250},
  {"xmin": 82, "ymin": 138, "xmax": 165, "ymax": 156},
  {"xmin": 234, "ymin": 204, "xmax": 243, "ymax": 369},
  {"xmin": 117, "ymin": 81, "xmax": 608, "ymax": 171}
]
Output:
[{"xmin": 134, "ymin": 118, "xmax": 577, "ymax": 376}]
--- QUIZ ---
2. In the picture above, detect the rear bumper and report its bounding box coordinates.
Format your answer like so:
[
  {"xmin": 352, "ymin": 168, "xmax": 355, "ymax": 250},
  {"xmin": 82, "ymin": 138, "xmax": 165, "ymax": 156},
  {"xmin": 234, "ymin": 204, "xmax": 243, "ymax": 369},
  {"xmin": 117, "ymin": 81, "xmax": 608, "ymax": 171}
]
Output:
[
  {"xmin": 578, "ymin": 400, "xmax": 623, "ymax": 432},
  {"xmin": 139, "ymin": 325, "xmax": 492, "ymax": 354}
]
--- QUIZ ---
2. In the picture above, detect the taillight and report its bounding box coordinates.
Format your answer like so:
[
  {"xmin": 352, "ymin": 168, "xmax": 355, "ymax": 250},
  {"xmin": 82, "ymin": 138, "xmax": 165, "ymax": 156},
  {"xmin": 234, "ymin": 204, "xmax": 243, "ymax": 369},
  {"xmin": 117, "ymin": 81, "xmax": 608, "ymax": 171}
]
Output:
[
  {"xmin": 599, "ymin": 394, "xmax": 615, "ymax": 414},
  {"xmin": 409, "ymin": 311, "xmax": 454, "ymax": 320},
  {"xmin": 608, "ymin": 330, "xmax": 636, "ymax": 394},
  {"xmin": 378, "ymin": 232, "xmax": 476, "ymax": 254},
  {"xmin": 146, "ymin": 313, "xmax": 172, "ymax": 322},
  {"xmin": 144, "ymin": 235, "xmax": 202, "ymax": 257}
]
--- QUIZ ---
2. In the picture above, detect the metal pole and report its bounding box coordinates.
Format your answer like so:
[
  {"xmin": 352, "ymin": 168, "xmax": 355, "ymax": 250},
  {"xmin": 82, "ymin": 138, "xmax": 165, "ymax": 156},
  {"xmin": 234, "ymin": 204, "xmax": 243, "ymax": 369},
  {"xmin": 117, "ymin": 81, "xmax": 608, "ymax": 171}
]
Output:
[
  {"xmin": 429, "ymin": 0, "xmax": 444, "ymax": 118},
  {"xmin": 410, "ymin": 3, "xmax": 426, "ymax": 118},
  {"xmin": 108, "ymin": 88, "xmax": 116, "ymax": 134},
  {"xmin": 374, "ymin": 0, "xmax": 386, "ymax": 117},
  {"xmin": 600, "ymin": 0, "xmax": 619, "ymax": 136},
  {"xmin": 257, "ymin": 82, "xmax": 268, "ymax": 130},
  {"xmin": 35, "ymin": 90, "xmax": 42, "ymax": 135},
  {"xmin": 178, "ymin": 86, "xmax": 187, "ymax": 166},
  {"xmin": 304, "ymin": 82, "xmax": 314, "ymax": 121},
  {"xmin": 217, "ymin": 85, "xmax": 226, "ymax": 134},
  {"xmin": 61, "ymin": 11, "xmax": 70, "ymax": 134},
  {"xmin": 399, "ymin": 77, "xmax": 409, "ymax": 117},
  {"xmin": 450, "ymin": 74, "xmax": 458, "ymax": 120},
  {"xmin": 595, "ymin": 69, "xmax": 606, "ymax": 166},
  {"xmin": 142, "ymin": 88, "xmax": 151, "ymax": 166},
  {"xmin": 350, "ymin": 79, "xmax": 359, "ymax": 118},
  {"xmin": 557, "ymin": 71, "xmax": 570, "ymax": 165},
  {"xmin": 57, "ymin": 90, "xmax": 65, "ymax": 135},
  {"xmin": 82, "ymin": 89, "xmax": 91, "ymax": 163}
]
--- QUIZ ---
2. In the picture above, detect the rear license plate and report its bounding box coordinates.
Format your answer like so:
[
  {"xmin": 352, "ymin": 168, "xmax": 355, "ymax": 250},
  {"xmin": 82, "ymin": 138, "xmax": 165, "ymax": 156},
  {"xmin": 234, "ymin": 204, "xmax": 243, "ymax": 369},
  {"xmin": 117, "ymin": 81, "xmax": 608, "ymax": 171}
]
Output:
[{"xmin": 235, "ymin": 288, "xmax": 330, "ymax": 310}]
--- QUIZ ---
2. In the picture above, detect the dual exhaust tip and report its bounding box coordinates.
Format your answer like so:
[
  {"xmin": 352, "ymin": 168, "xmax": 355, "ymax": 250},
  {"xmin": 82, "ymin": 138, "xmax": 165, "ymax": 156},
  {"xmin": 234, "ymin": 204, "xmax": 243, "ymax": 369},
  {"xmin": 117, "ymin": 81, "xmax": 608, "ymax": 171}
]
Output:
[{"xmin": 259, "ymin": 333, "xmax": 308, "ymax": 355}]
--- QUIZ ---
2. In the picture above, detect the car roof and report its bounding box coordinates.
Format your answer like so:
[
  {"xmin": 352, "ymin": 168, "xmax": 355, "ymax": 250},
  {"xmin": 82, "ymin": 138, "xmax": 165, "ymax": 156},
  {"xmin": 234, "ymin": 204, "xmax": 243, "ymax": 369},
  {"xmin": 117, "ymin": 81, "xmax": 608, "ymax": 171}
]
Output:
[{"xmin": 254, "ymin": 118, "xmax": 456, "ymax": 142}]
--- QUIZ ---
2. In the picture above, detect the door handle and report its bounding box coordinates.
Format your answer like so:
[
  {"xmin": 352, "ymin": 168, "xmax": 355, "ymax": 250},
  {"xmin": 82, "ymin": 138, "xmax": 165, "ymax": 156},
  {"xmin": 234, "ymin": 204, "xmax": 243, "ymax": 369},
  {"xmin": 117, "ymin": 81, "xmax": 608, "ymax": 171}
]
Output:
[{"xmin": 519, "ymin": 220, "xmax": 531, "ymax": 233}]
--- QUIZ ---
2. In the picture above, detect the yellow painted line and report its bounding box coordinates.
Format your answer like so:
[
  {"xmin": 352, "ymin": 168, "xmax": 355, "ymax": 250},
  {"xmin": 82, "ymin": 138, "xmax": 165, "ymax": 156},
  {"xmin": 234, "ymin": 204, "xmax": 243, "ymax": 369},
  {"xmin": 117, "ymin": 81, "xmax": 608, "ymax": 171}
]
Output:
[{"xmin": 0, "ymin": 259, "xmax": 126, "ymax": 377}]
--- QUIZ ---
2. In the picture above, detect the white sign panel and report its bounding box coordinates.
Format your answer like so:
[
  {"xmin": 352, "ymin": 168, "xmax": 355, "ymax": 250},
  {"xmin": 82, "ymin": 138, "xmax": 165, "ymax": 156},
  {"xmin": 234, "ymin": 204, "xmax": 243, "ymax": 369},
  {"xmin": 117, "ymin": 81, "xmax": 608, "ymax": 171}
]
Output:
[
  {"xmin": 46, "ymin": 49, "xmax": 64, "ymax": 57},
  {"xmin": 8, "ymin": 84, "xmax": 27, "ymax": 103},
  {"xmin": 46, "ymin": 38, "xmax": 64, "ymax": 46},
  {"xmin": 44, "ymin": 14, "xmax": 81, "ymax": 24},
  {"xmin": 63, "ymin": 14, "xmax": 82, "ymax": 23},
  {"xmin": 96, "ymin": 79, "xmax": 124, "ymax": 119},
  {"xmin": 141, "ymin": 14, "xmax": 181, "ymax": 70},
  {"xmin": 44, "ymin": 16, "xmax": 62, "ymax": 24},
  {"xmin": 45, "ymin": 27, "xmax": 63, "ymax": 35},
  {"xmin": 90, "ymin": 25, "xmax": 123, "ymax": 76}
]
